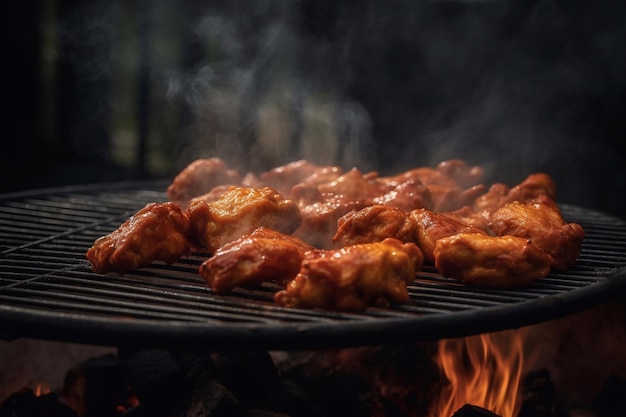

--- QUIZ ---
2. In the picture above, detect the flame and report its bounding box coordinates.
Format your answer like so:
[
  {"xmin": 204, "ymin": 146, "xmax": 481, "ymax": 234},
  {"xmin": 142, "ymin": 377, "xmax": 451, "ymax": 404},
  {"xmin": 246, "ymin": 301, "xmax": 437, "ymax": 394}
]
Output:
[
  {"xmin": 33, "ymin": 381, "xmax": 51, "ymax": 397},
  {"xmin": 428, "ymin": 328, "xmax": 528, "ymax": 417}
]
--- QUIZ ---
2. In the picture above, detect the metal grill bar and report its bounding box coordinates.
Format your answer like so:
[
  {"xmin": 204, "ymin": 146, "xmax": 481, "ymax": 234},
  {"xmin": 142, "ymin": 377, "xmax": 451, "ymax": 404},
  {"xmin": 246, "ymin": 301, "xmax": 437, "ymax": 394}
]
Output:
[{"xmin": 1, "ymin": 182, "xmax": 626, "ymax": 350}]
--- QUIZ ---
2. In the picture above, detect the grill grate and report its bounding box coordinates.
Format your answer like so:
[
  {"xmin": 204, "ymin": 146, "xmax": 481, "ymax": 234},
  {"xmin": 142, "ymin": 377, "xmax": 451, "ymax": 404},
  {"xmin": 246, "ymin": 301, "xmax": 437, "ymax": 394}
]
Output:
[{"xmin": 1, "ymin": 182, "xmax": 626, "ymax": 350}]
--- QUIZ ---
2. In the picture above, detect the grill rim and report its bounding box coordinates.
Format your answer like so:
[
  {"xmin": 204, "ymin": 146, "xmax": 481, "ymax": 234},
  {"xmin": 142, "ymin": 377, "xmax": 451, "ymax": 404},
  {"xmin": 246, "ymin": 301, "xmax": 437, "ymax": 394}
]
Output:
[
  {"xmin": 1, "ymin": 182, "xmax": 626, "ymax": 350},
  {"xmin": 2, "ymin": 267, "xmax": 625, "ymax": 350}
]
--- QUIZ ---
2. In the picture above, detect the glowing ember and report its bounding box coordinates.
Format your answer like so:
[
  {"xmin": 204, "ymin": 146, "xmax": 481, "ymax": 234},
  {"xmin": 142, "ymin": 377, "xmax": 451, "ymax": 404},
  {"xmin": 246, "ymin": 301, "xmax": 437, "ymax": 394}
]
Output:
[{"xmin": 429, "ymin": 329, "xmax": 528, "ymax": 417}]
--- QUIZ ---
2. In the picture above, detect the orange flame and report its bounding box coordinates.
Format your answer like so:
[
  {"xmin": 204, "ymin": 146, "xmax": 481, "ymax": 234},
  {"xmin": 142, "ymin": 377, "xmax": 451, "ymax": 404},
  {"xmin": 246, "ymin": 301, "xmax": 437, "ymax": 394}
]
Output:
[
  {"xmin": 428, "ymin": 328, "xmax": 528, "ymax": 417},
  {"xmin": 33, "ymin": 381, "xmax": 51, "ymax": 397}
]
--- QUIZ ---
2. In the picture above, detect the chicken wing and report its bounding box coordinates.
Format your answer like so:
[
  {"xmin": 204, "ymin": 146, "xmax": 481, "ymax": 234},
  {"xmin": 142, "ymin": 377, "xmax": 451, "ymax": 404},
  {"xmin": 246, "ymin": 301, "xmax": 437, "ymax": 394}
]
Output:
[
  {"xmin": 290, "ymin": 182, "xmax": 371, "ymax": 249},
  {"xmin": 434, "ymin": 233, "xmax": 554, "ymax": 288},
  {"xmin": 274, "ymin": 238, "xmax": 423, "ymax": 311},
  {"xmin": 86, "ymin": 202, "xmax": 191, "ymax": 274},
  {"xmin": 372, "ymin": 177, "xmax": 433, "ymax": 213},
  {"xmin": 187, "ymin": 186, "xmax": 302, "ymax": 253},
  {"xmin": 255, "ymin": 159, "xmax": 343, "ymax": 197},
  {"xmin": 473, "ymin": 173, "xmax": 558, "ymax": 219},
  {"xmin": 435, "ymin": 159, "xmax": 486, "ymax": 189},
  {"xmin": 167, "ymin": 158, "xmax": 242, "ymax": 209},
  {"xmin": 410, "ymin": 208, "xmax": 488, "ymax": 263},
  {"xmin": 382, "ymin": 159, "xmax": 486, "ymax": 212},
  {"xmin": 333, "ymin": 204, "xmax": 418, "ymax": 247},
  {"xmin": 199, "ymin": 227, "xmax": 314, "ymax": 294},
  {"xmin": 489, "ymin": 201, "xmax": 585, "ymax": 271}
]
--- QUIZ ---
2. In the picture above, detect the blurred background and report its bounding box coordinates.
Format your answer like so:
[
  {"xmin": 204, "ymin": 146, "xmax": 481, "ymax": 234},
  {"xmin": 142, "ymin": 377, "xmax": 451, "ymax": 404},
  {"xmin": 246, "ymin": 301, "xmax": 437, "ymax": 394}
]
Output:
[{"xmin": 7, "ymin": 0, "xmax": 626, "ymax": 218}]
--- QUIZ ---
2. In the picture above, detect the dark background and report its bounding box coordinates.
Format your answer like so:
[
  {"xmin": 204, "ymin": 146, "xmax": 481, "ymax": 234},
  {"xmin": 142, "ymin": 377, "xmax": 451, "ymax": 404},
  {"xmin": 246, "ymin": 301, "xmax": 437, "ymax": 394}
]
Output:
[{"xmin": 8, "ymin": 0, "xmax": 626, "ymax": 219}]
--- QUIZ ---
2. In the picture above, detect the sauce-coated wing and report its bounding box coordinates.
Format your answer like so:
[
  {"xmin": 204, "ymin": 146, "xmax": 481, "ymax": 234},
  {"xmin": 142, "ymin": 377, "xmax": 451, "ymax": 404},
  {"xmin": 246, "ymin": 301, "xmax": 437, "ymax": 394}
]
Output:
[
  {"xmin": 382, "ymin": 160, "xmax": 486, "ymax": 212},
  {"xmin": 258, "ymin": 159, "xmax": 343, "ymax": 197},
  {"xmin": 373, "ymin": 177, "xmax": 433, "ymax": 213},
  {"xmin": 274, "ymin": 238, "xmax": 423, "ymax": 311},
  {"xmin": 86, "ymin": 202, "xmax": 191, "ymax": 274},
  {"xmin": 333, "ymin": 205, "xmax": 417, "ymax": 247},
  {"xmin": 166, "ymin": 158, "xmax": 242, "ymax": 209},
  {"xmin": 410, "ymin": 208, "xmax": 488, "ymax": 263},
  {"xmin": 473, "ymin": 173, "xmax": 558, "ymax": 219},
  {"xmin": 291, "ymin": 184, "xmax": 370, "ymax": 249},
  {"xmin": 199, "ymin": 227, "xmax": 314, "ymax": 294},
  {"xmin": 489, "ymin": 201, "xmax": 585, "ymax": 271},
  {"xmin": 434, "ymin": 233, "xmax": 554, "ymax": 288},
  {"xmin": 187, "ymin": 186, "xmax": 302, "ymax": 253}
]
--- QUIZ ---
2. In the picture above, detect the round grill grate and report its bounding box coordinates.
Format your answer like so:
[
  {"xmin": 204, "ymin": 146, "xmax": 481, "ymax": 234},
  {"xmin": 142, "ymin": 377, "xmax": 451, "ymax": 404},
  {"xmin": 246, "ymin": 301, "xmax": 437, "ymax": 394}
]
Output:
[{"xmin": 1, "ymin": 182, "xmax": 625, "ymax": 350}]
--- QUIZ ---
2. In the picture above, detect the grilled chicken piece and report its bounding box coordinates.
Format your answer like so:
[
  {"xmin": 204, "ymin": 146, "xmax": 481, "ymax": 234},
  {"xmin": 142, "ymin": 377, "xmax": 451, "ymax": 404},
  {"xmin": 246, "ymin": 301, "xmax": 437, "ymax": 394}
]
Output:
[
  {"xmin": 90, "ymin": 159, "xmax": 585, "ymax": 304},
  {"xmin": 274, "ymin": 238, "xmax": 423, "ymax": 311},
  {"xmin": 167, "ymin": 158, "xmax": 242, "ymax": 209},
  {"xmin": 382, "ymin": 159, "xmax": 486, "ymax": 212},
  {"xmin": 291, "ymin": 166, "xmax": 430, "ymax": 248},
  {"xmin": 410, "ymin": 208, "xmax": 489, "ymax": 263},
  {"xmin": 187, "ymin": 184, "xmax": 234, "ymax": 206},
  {"xmin": 373, "ymin": 177, "xmax": 433, "ymax": 213},
  {"xmin": 187, "ymin": 186, "xmax": 302, "ymax": 253},
  {"xmin": 292, "ymin": 195, "xmax": 370, "ymax": 249},
  {"xmin": 86, "ymin": 202, "xmax": 191, "ymax": 274},
  {"xmin": 473, "ymin": 173, "xmax": 558, "ymax": 219},
  {"xmin": 199, "ymin": 227, "xmax": 314, "ymax": 295},
  {"xmin": 489, "ymin": 201, "xmax": 585, "ymax": 271},
  {"xmin": 290, "ymin": 178, "xmax": 372, "ymax": 249},
  {"xmin": 333, "ymin": 204, "xmax": 418, "ymax": 247},
  {"xmin": 506, "ymin": 172, "xmax": 557, "ymax": 204},
  {"xmin": 445, "ymin": 205, "xmax": 491, "ymax": 230},
  {"xmin": 254, "ymin": 159, "xmax": 343, "ymax": 197},
  {"xmin": 434, "ymin": 233, "xmax": 554, "ymax": 288},
  {"xmin": 435, "ymin": 159, "xmax": 486, "ymax": 189}
]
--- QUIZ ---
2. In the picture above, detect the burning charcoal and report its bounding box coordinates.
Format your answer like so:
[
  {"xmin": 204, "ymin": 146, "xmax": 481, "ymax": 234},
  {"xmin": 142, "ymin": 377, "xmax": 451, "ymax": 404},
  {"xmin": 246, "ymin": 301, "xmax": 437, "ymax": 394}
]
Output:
[
  {"xmin": 210, "ymin": 351, "xmax": 281, "ymax": 407},
  {"xmin": 260, "ymin": 379, "xmax": 322, "ymax": 417},
  {"xmin": 518, "ymin": 369, "xmax": 567, "ymax": 417},
  {"xmin": 0, "ymin": 388, "xmax": 78, "ymax": 417},
  {"xmin": 121, "ymin": 349, "xmax": 190, "ymax": 414},
  {"xmin": 593, "ymin": 374, "xmax": 626, "ymax": 417},
  {"xmin": 451, "ymin": 404, "xmax": 501, "ymax": 417}
]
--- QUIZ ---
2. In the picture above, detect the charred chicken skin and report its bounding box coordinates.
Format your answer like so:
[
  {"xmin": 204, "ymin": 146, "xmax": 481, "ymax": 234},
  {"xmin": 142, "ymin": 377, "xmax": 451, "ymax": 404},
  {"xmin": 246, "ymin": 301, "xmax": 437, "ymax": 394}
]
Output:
[
  {"xmin": 274, "ymin": 238, "xmax": 424, "ymax": 311},
  {"xmin": 86, "ymin": 202, "xmax": 191, "ymax": 274}
]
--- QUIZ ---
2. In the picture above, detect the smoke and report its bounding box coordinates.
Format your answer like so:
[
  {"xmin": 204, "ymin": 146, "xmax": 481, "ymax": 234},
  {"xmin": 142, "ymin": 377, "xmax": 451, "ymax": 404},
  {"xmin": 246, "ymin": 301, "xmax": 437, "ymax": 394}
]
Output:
[
  {"xmin": 142, "ymin": 0, "xmax": 625, "ymax": 212},
  {"xmin": 161, "ymin": 0, "xmax": 378, "ymax": 174}
]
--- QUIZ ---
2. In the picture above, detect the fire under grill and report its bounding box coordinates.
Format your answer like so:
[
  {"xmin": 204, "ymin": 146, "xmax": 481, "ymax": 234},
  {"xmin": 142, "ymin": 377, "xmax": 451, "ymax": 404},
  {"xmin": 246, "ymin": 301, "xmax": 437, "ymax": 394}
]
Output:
[{"xmin": 1, "ymin": 182, "xmax": 626, "ymax": 351}]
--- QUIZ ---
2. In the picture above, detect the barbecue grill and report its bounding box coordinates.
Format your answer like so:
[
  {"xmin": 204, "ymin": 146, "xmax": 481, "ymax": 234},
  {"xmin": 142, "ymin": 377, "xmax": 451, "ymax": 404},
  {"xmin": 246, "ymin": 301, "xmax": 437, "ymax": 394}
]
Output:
[{"xmin": 1, "ymin": 182, "xmax": 625, "ymax": 351}]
